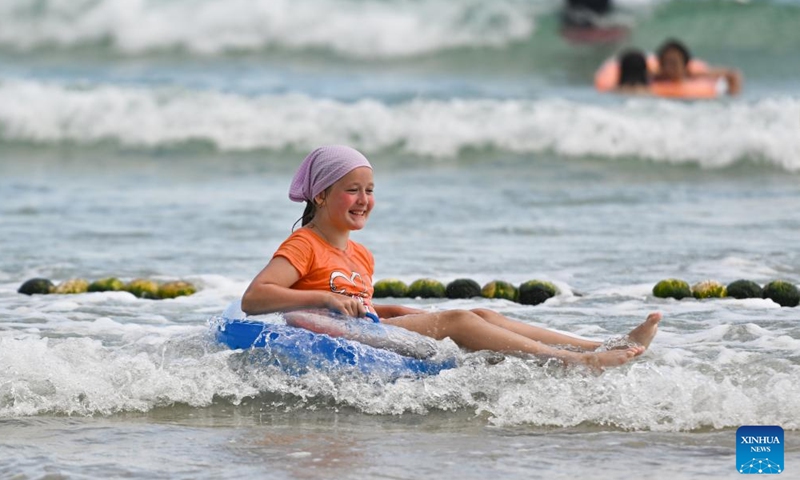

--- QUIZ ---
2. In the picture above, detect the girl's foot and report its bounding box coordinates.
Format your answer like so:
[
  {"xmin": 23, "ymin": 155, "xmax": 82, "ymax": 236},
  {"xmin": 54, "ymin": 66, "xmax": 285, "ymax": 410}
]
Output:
[
  {"xmin": 626, "ymin": 312, "xmax": 662, "ymax": 349},
  {"xmin": 581, "ymin": 345, "xmax": 645, "ymax": 370}
]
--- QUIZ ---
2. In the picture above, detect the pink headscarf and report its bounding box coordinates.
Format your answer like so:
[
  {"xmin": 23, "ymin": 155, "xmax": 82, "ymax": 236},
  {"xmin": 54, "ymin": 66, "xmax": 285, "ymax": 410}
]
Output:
[{"xmin": 289, "ymin": 145, "xmax": 373, "ymax": 203}]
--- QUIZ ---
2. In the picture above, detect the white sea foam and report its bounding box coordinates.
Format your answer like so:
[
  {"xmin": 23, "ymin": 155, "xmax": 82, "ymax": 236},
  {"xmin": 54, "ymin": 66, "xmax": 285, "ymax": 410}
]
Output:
[
  {"xmin": 0, "ymin": 333, "xmax": 254, "ymax": 416},
  {"xmin": 7, "ymin": 326, "xmax": 796, "ymax": 432},
  {"xmin": 0, "ymin": 0, "xmax": 536, "ymax": 57},
  {"xmin": 1, "ymin": 79, "xmax": 799, "ymax": 171}
]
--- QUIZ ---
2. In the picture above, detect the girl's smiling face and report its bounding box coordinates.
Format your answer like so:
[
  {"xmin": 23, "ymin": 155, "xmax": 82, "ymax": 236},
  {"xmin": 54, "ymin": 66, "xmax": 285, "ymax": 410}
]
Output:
[{"xmin": 315, "ymin": 166, "xmax": 374, "ymax": 231}]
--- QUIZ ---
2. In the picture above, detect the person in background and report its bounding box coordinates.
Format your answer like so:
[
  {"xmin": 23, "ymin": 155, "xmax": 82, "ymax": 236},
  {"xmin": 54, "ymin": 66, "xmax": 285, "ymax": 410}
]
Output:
[
  {"xmin": 563, "ymin": 0, "xmax": 613, "ymax": 28},
  {"xmin": 616, "ymin": 49, "xmax": 650, "ymax": 94},
  {"xmin": 655, "ymin": 39, "xmax": 742, "ymax": 95}
]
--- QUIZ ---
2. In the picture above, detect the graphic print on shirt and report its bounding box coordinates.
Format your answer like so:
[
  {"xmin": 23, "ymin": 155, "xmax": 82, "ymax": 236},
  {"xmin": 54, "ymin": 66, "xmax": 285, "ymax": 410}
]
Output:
[{"xmin": 329, "ymin": 270, "xmax": 373, "ymax": 312}]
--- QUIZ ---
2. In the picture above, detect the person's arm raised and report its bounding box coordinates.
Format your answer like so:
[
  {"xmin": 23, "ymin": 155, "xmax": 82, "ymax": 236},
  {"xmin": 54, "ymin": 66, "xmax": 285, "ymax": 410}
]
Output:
[
  {"xmin": 723, "ymin": 69, "xmax": 743, "ymax": 95},
  {"xmin": 241, "ymin": 257, "xmax": 367, "ymax": 317},
  {"xmin": 697, "ymin": 66, "xmax": 743, "ymax": 96}
]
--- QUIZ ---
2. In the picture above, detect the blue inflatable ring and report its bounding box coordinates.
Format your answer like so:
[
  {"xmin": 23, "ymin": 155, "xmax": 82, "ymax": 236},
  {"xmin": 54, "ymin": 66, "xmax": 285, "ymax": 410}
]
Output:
[{"xmin": 215, "ymin": 301, "xmax": 456, "ymax": 379}]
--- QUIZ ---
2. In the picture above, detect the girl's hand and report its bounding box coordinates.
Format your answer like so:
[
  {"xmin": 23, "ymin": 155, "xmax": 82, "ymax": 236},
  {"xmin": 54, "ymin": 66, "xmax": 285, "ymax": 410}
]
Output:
[{"xmin": 321, "ymin": 292, "xmax": 366, "ymax": 318}]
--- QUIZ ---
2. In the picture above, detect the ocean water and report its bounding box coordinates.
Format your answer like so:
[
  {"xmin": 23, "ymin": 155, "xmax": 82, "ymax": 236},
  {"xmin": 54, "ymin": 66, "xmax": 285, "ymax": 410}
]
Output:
[{"xmin": 1, "ymin": 0, "xmax": 799, "ymax": 478}]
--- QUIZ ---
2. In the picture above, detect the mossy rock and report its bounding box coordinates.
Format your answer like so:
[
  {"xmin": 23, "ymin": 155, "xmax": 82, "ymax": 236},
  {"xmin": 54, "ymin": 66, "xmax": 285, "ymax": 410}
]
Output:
[
  {"xmin": 88, "ymin": 277, "xmax": 125, "ymax": 292},
  {"xmin": 762, "ymin": 280, "xmax": 800, "ymax": 307},
  {"xmin": 518, "ymin": 280, "xmax": 559, "ymax": 306},
  {"xmin": 691, "ymin": 280, "xmax": 727, "ymax": 299},
  {"xmin": 726, "ymin": 279, "xmax": 762, "ymax": 299},
  {"xmin": 407, "ymin": 278, "xmax": 446, "ymax": 299},
  {"xmin": 54, "ymin": 278, "xmax": 90, "ymax": 294},
  {"xmin": 125, "ymin": 279, "xmax": 160, "ymax": 299},
  {"xmin": 652, "ymin": 278, "xmax": 692, "ymax": 300},
  {"xmin": 18, "ymin": 278, "xmax": 55, "ymax": 295},
  {"xmin": 481, "ymin": 280, "xmax": 518, "ymax": 301},
  {"xmin": 445, "ymin": 279, "xmax": 482, "ymax": 299},
  {"xmin": 158, "ymin": 281, "xmax": 197, "ymax": 299},
  {"xmin": 372, "ymin": 279, "xmax": 409, "ymax": 298}
]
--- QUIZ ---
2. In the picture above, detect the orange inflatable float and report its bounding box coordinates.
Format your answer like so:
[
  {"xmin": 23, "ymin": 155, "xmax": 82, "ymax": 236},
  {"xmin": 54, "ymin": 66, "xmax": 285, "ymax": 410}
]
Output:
[{"xmin": 594, "ymin": 54, "xmax": 725, "ymax": 99}]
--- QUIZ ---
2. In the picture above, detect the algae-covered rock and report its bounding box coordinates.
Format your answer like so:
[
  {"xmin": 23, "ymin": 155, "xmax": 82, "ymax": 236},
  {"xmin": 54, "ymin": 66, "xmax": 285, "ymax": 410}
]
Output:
[
  {"xmin": 407, "ymin": 278, "xmax": 446, "ymax": 299},
  {"xmin": 481, "ymin": 281, "xmax": 518, "ymax": 301},
  {"xmin": 54, "ymin": 278, "xmax": 90, "ymax": 294},
  {"xmin": 652, "ymin": 279, "xmax": 692, "ymax": 300},
  {"xmin": 158, "ymin": 281, "xmax": 197, "ymax": 299},
  {"xmin": 518, "ymin": 280, "xmax": 559, "ymax": 306},
  {"xmin": 445, "ymin": 279, "xmax": 482, "ymax": 299},
  {"xmin": 125, "ymin": 279, "xmax": 159, "ymax": 299},
  {"xmin": 88, "ymin": 277, "xmax": 125, "ymax": 292},
  {"xmin": 762, "ymin": 280, "xmax": 800, "ymax": 307},
  {"xmin": 372, "ymin": 279, "xmax": 409, "ymax": 298},
  {"xmin": 691, "ymin": 280, "xmax": 727, "ymax": 299},
  {"xmin": 726, "ymin": 279, "xmax": 762, "ymax": 299},
  {"xmin": 18, "ymin": 278, "xmax": 55, "ymax": 295}
]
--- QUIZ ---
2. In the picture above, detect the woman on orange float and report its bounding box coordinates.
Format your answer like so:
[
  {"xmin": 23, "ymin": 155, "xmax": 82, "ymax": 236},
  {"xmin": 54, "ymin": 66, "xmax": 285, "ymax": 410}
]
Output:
[{"xmin": 594, "ymin": 39, "xmax": 743, "ymax": 99}]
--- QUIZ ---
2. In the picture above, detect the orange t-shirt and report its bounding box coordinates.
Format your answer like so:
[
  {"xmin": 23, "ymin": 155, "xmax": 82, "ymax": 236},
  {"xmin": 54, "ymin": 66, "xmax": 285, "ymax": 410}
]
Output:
[{"xmin": 273, "ymin": 228, "xmax": 375, "ymax": 313}]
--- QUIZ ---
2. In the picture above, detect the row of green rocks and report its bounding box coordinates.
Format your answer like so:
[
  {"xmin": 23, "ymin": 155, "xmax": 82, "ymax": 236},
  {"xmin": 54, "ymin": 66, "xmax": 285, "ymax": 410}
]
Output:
[
  {"xmin": 374, "ymin": 277, "xmax": 800, "ymax": 308},
  {"xmin": 373, "ymin": 278, "xmax": 559, "ymax": 305},
  {"xmin": 653, "ymin": 279, "xmax": 800, "ymax": 307},
  {"xmin": 18, "ymin": 277, "xmax": 197, "ymax": 300}
]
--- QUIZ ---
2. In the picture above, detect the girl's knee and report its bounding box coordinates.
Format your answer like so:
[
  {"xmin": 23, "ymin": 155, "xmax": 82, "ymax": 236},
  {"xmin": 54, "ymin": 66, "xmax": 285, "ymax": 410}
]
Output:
[{"xmin": 429, "ymin": 310, "xmax": 490, "ymax": 343}]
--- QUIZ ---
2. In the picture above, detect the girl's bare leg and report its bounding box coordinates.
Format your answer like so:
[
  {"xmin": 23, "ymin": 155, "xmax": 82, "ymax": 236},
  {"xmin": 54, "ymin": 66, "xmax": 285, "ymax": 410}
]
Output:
[
  {"xmin": 470, "ymin": 309, "xmax": 663, "ymax": 351},
  {"xmin": 381, "ymin": 309, "xmax": 644, "ymax": 369},
  {"xmin": 470, "ymin": 308, "xmax": 602, "ymax": 350}
]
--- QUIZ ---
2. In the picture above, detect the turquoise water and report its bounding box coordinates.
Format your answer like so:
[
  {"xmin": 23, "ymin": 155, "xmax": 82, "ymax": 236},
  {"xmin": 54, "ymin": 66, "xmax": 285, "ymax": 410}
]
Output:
[{"xmin": 1, "ymin": 1, "xmax": 799, "ymax": 478}]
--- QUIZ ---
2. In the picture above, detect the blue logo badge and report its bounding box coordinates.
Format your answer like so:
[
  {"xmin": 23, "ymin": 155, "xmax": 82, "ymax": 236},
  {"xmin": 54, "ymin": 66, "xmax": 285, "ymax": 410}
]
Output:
[{"xmin": 737, "ymin": 425, "xmax": 784, "ymax": 474}]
